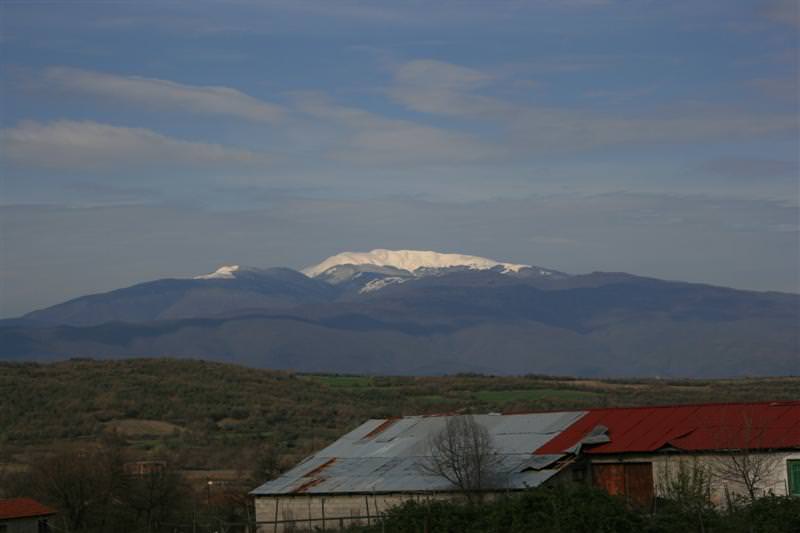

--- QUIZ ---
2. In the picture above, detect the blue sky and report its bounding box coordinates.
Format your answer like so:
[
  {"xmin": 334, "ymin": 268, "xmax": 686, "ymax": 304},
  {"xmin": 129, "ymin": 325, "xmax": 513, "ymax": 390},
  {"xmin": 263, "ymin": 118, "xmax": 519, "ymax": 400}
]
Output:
[{"xmin": 1, "ymin": 0, "xmax": 798, "ymax": 316}]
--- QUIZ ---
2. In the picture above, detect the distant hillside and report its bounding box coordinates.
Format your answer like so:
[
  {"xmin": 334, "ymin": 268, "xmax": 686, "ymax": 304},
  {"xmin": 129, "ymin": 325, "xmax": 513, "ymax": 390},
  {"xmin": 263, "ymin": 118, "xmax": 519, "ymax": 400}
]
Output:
[
  {"xmin": 2, "ymin": 358, "xmax": 800, "ymax": 470},
  {"xmin": 2, "ymin": 249, "xmax": 798, "ymax": 378}
]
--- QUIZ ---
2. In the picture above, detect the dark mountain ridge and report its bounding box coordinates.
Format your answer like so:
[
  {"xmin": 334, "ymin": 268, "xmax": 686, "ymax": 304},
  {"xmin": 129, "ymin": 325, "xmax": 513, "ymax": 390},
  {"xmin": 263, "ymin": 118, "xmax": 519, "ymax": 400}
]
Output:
[{"xmin": 3, "ymin": 250, "xmax": 798, "ymax": 378}]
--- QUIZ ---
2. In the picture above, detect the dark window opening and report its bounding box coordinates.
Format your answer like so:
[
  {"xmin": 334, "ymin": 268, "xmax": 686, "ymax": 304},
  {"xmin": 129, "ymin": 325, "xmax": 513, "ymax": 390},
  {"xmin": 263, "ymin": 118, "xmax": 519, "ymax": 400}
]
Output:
[{"xmin": 788, "ymin": 460, "xmax": 800, "ymax": 496}]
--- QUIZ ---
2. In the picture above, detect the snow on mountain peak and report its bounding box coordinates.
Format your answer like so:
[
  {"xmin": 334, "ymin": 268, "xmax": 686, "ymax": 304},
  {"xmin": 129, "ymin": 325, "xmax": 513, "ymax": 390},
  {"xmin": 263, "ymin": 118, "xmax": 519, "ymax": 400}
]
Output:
[
  {"xmin": 302, "ymin": 249, "xmax": 530, "ymax": 278},
  {"xmin": 194, "ymin": 265, "xmax": 241, "ymax": 279}
]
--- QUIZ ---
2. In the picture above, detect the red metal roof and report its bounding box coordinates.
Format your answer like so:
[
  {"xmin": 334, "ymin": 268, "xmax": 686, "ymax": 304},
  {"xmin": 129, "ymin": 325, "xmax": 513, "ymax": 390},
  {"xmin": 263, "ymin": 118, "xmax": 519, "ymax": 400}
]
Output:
[
  {"xmin": 535, "ymin": 401, "xmax": 800, "ymax": 455},
  {"xmin": 0, "ymin": 498, "xmax": 56, "ymax": 520}
]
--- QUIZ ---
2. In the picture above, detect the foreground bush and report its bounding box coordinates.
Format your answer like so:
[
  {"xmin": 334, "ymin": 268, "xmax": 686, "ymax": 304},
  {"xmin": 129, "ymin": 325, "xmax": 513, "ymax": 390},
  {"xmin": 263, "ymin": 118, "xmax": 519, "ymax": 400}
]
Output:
[
  {"xmin": 359, "ymin": 487, "xmax": 800, "ymax": 533},
  {"xmin": 725, "ymin": 494, "xmax": 800, "ymax": 533},
  {"xmin": 378, "ymin": 486, "xmax": 644, "ymax": 533}
]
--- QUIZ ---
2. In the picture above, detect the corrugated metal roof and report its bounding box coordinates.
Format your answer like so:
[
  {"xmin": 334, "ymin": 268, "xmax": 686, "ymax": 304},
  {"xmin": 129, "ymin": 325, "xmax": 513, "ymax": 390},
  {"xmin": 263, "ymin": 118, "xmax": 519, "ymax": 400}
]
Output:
[
  {"xmin": 535, "ymin": 401, "xmax": 800, "ymax": 455},
  {"xmin": 251, "ymin": 411, "xmax": 586, "ymax": 495}
]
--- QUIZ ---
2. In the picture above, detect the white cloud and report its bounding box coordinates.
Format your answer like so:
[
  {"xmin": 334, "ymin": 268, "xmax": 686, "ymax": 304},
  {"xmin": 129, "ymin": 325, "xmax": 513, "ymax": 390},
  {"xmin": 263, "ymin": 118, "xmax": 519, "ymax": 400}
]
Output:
[
  {"xmin": 44, "ymin": 67, "xmax": 285, "ymax": 122},
  {"xmin": 394, "ymin": 59, "xmax": 491, "ymax": 89},
  {"xmin": 1, "ymin": 120, "xmax": 260, "ymax": 171},
  {"xmin": 293, "ymin": 92, "xmax": 501, "ymax": 164},
  {"xmin": 388, "ymin": 59, "xmax": 798, "ymax": 152},
  {"xmin": 389, "ymin": 59, "xmax": 508, "ymax": 117},
  {"xmin": 507, "ymin": 107, "xmax": 797, "ymax": 152}
]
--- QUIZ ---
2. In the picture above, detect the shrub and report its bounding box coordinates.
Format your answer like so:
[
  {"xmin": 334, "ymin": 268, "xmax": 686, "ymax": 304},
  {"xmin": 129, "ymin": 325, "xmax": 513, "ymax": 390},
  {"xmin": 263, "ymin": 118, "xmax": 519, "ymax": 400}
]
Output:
[
  {"xmin": 377, "ymin": 486, "xmax": 644, "ymax": 533},
  {"xmin": 724, "ymin": 495, "xmax": 800, "ymax": 533}
]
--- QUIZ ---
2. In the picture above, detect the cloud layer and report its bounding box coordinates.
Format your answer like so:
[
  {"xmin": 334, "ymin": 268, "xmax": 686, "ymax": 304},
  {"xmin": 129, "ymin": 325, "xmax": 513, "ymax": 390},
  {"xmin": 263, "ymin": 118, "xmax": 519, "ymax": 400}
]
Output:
[
  {"xmin": 2, "ymin": 120, "xmax": 259, "ymax": 170},
  {"xmin": 45, "ymin": 67, "xmax": 285, "ymax": 122}
]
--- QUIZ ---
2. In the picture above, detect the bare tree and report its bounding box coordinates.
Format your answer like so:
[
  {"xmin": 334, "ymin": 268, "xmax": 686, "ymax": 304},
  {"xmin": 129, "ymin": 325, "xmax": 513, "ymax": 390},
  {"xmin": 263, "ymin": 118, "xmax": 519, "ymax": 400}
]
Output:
[
  {"xmin": 710, "ymin": 416, "xmax": 782, "ymax": 503},
  {"xmin": 420, "ymin": 415, "xmax": 502, "ymax": 501},
  {"xmin": 123, "ymin": 466, "xmax": 189, "ymax": 532},
  {"xmin": 712, "ymin": 450, "xmax": 781, "ymax": 503},
  {"xmin": 26, "ymin": 444, "xmax": 126, "ymax": 532}
]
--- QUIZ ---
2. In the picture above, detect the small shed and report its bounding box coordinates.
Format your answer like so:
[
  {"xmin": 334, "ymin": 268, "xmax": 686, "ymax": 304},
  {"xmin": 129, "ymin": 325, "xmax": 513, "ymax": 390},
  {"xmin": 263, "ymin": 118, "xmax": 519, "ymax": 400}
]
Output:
[{"xmin": 0, "ymin": 498, "xmax": 56, "ymax": 533}]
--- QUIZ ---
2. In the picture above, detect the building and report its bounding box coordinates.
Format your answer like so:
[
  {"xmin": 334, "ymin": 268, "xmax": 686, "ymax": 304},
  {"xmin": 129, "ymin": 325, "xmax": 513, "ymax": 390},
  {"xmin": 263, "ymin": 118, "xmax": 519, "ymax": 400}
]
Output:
[
  {"xmin": 251, "ymin": 401, "xmax": 800, "ymax": 530},
  {"xmin": 0, "ymin": 498, "xmax": 56, "ymax": 533},
  {"xmin": 251, "ymin": 411, "xmax": 587, "ymax": 530},
  {"xmin": 536, "ymin": 401, "xmax": 800, "ymax": 508},
  {"xmin": 123, "ymin": 460, "xmax": 167, "ymax": 477}
]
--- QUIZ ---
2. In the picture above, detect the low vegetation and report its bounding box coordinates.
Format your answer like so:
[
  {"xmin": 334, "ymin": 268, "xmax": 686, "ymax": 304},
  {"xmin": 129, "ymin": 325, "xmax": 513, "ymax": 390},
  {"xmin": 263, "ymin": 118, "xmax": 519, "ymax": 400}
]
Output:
[
  {"xmin": 359, "ymin": 487, "xmax": 800, "ymax": 533},
  {"xmin": 2, "ymin": 358, "xmax": 799, "ymax": 473}
]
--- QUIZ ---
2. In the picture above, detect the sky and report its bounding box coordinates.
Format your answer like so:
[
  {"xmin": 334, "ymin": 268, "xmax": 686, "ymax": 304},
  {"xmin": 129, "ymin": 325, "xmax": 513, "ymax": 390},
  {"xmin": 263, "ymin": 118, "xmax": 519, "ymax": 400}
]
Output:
[{"xmin": 0, "ymin": 0, "xmax": 798, "ymax": 317}]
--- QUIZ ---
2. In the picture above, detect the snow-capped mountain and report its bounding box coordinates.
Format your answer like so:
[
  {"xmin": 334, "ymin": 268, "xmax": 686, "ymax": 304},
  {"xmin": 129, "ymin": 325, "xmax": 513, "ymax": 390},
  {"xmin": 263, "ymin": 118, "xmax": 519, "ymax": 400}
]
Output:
[
  {"xmin": 302, "ymin": 249, "xmax": 531, "ymax": 276},
  {"xmin": 5, "ymin": 248, "xmax": 798, "ymax": 378},
  {"xmin": 194, "ymin": 265, "xmax": 258, "ymax": 279},
  {"xmin": 302, "ymin": 249, "xmax": 566, "ymax": 292}
]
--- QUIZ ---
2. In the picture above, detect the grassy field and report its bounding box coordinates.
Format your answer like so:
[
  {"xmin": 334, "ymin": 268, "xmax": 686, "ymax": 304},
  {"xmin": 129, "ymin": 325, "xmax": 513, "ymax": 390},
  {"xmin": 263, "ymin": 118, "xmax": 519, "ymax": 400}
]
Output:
[
  {"xmin": 2, "ymin": 358, "xmax": 799, "ymax": 474},
  {"xmin": 475, "ymin": 388, "xmax": 600, "ymax": 403}
]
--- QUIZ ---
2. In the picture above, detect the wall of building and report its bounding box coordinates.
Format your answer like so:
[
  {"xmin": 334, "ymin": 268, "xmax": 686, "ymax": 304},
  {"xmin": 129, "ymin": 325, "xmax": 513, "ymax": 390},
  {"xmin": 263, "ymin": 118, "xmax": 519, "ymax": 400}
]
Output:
[
  {"xmin": 0, "ymin": 516, "xmax": 47, "ymax": 533},
  {"xmin": 590, "ymin": 451, "xmax": 800, "ymax": 506},
  {"xmin": 255, "ymin": 491, "xmax": 481, "ymax": 532}
]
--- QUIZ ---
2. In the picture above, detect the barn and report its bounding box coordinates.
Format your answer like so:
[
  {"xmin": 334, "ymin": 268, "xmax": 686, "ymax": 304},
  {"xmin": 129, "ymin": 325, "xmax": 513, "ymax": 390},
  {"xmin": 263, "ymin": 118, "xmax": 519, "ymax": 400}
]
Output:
[
  {"xmin": 250, "ymin": 411, "xmax": 587, "ymax": 531},
  {"xmin": 251, "ymin": 401, "xmax": 800, "ymax": 531},
  {"xmin": 536, "ymin": 401, "xmax": 800, "ymax": 508}
]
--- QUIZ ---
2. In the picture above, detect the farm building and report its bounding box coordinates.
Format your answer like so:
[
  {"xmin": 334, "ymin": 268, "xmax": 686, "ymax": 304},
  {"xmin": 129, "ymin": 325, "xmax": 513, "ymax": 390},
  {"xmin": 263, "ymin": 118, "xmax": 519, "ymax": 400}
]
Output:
[
  {"xmin": 0, "ymin": 498, "xmax": 56, "ymax": 533},
  {"xmin": 250, "ymin": 411, "xmax": 586, "ymax": 531},
  {"xmin": 537, "ymin": 401, "xmax": 800, "ymax": 507},
  {"xmin": 251, "ymin": 401, "xmax": 800, "ymax": 531}
]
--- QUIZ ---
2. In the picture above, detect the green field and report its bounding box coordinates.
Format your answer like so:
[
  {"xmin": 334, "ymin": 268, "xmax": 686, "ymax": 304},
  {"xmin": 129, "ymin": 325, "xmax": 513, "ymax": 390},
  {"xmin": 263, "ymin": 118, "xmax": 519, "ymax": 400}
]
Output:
[
  {"xmin": 303, "ymin": 374, "xmax": 374, "ymax": 388},
  {"xmin": 475, "ymin": 388, "xmax": 599, "ymax": 403}
]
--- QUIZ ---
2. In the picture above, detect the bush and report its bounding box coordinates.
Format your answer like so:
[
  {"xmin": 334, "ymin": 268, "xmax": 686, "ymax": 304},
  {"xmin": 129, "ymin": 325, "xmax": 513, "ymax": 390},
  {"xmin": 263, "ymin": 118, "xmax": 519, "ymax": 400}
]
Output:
[
  {"xmin": 725, "ymin": 495, "xmax": 800, "ymax": 533},
  {"xmin": 359, "ymin": 487, "xmax": 800, "ymax": 533},
  {"xmin": 377, "ymin": 486, "xmax": 645, "ymax": 533}
]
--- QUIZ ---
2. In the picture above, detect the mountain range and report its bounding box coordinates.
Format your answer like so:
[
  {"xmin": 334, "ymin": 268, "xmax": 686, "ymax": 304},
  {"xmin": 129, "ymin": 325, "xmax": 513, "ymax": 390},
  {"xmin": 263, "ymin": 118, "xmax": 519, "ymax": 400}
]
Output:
[{"xmin": 2, "ymin": 249, "xmax": 798, "ymax": 377}]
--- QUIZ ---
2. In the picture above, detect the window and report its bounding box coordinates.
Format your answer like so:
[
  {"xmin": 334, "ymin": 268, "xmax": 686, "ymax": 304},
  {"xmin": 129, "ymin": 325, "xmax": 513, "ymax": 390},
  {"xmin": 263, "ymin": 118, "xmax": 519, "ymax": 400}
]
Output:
[{"xmin": 789, "ymin": 460, "xmax": 800, "ymax": 496}]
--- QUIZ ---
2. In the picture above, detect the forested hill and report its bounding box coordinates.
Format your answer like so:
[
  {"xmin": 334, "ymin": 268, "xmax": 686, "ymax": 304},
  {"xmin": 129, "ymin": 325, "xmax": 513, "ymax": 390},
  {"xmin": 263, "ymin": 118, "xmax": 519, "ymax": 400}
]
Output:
[{"xmin": 2, "ymin": 358, "xmax": 799, "ymax": 468}]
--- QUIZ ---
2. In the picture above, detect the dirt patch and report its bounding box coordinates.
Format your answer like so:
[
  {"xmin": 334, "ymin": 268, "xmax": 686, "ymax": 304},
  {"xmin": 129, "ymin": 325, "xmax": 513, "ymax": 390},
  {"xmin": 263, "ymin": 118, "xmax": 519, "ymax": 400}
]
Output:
[
  {"xmin": 557, "ymin": 380, "xmax": 647, "ymax": 390},
  {"xmin": 105, "ymin": 419, "xmax": 184, "ymax": 436}
]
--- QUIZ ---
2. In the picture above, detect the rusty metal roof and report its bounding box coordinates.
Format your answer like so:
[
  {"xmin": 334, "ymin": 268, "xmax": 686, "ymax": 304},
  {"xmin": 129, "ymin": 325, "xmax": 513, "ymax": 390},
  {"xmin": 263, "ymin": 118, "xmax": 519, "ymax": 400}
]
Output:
[
  {"xmin": 251, "ymin": 411, "xmax": 586, "ymax": 495},
  {"xmin": 535, "ymin": 401, "xmax": 800, "ymax": 455},
  {"xmin": 0, "ymin": 498, "xmax": 56, "ymax": 520}
]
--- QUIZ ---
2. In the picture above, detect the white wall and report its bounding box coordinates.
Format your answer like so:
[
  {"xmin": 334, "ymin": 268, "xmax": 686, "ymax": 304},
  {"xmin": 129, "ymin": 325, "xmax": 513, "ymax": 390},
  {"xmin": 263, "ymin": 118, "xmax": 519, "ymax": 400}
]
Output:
[
  {"xmin": 591, "ymin": 451, "xmax": 800, "ymax": 505},
  {"xmin": 254, "ymin": 491, "xmax": 474, "ymax": 532}
]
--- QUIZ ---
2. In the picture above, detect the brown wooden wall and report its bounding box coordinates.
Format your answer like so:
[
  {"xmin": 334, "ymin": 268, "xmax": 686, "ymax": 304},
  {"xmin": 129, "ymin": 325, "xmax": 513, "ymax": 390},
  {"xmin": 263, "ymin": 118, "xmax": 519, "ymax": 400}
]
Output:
[{"xmin": 592, "ymin": 462, "xmax": 653, "ymax": 509}]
